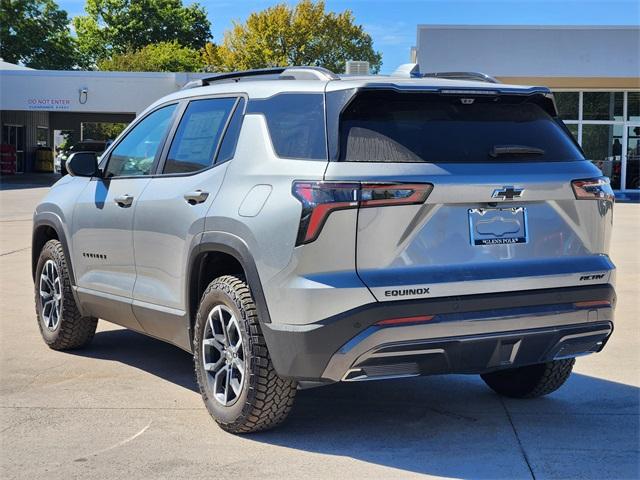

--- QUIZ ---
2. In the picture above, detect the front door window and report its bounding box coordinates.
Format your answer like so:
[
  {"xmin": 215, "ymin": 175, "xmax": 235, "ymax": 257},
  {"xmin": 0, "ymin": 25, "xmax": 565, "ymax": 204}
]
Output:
[{"xmin": 104, "ymin": 104, "xmax": 177, "ymax": 178}]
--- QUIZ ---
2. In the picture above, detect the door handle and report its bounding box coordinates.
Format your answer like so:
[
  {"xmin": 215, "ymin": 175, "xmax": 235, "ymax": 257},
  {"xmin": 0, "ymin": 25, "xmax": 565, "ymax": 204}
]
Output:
[
  {"xmin": 114, "ymin": 194, "xmax": 134, "ymax": 208},
  {"xmin": 184, "ymin": 190, "xmax": 209, "ymax": 205}
]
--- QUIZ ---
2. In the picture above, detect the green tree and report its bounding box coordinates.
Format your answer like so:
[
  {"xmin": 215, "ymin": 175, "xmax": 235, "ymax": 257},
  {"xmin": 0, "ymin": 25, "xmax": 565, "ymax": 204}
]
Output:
[
  {"xmin": 0, "ymin": 0, "xmax": 82, "ymax": 69},
  {"xmin": 203, "ymin": 0, "xmax": 382, "ymax": 74},
  {"xmin": 81, "ymin": 122, "xmax": 128, "ymax": 141},
  {"xmin": 98, "ymin": 41, "xmax": 204, "ymax": 72},
  {"xmin": 74, "ymin": 0, "xmax": 211, "ymax": 64}
]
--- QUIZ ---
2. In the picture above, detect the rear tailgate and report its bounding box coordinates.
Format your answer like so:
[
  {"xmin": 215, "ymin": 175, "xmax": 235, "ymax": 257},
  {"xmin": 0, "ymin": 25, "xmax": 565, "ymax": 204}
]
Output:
[
  {"xmin": 324, "ymin": 88, "xmax": 615, "ymax": 302},
  {"xmin": 326, "ymin": 161, "xmax": 614, "ymax": 301}
]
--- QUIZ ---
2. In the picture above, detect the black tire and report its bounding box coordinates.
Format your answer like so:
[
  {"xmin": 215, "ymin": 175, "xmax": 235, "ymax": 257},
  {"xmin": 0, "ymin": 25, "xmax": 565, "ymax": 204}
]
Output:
[
  {"xmin": 481, "ymin": 358, "xmax": 575, "ymax": 398},
  {"xmin": 193, "ymin": 275, "xmax": 296, "ymax": 433},
  {"xmin": 34, "ymin": 239, "xmax": 98, "ymax": 350}
]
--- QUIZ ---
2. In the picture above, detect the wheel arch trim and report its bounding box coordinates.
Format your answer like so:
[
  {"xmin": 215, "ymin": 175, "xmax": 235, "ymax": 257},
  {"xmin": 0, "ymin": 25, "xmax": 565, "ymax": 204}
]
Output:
[
  {"xmin": 32, "ymin": 213, "xmax": 75, "ymax": 284},
  {"xmin": 187, "ymin": 231, "xmax": 272, "ymax": 347}
]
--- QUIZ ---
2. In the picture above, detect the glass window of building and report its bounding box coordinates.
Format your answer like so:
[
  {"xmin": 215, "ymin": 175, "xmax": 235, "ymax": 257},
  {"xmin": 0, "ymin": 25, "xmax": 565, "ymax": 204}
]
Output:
[
  {"xmin": 554, "ymin": 92, "xmax": 579, "ymax": 120},
  {"xmin": 36, "ymin": 127, "xmax": 48, "ymax": 146},
  {"xmin": 582, "ymin": 92, "xmax": 624, "ymax": 121},
  {"xmin": 628, "ymin": 92, "xmax": 640, "ymax": 122},
  {"xmin": 553, "ymin": 90, "xmax": 639, "ymax": 190},
  {"xmin": 566, "ymin": 123, "xmax": 578, "ymax": 142},
  {"xmin": 581, "ymin": 124, "xmax": 624, "ymax": 190}
]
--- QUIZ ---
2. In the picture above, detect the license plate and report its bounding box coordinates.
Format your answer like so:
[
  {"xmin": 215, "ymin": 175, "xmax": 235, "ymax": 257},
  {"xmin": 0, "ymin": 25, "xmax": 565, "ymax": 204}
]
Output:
[{"xmin": 468, "ymin": 207, "xmax": 528, "ymax": 246}]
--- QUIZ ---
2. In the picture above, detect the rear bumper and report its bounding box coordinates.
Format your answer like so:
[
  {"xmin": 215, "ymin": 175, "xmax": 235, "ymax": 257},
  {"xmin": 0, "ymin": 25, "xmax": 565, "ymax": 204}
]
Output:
[
  {"xmin": 338, "ymin": 322, "xmax": 612, "ymax": 382},
  {"xmin": 261, "ymin": 284, "xmax": 616, "ymax": 382}
]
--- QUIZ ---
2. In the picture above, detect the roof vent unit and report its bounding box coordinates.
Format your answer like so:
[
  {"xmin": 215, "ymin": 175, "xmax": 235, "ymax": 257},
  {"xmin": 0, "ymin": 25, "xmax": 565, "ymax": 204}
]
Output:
[{"xmin": 345, "ymin": 60, "xmax": 370, "ymax": 75}]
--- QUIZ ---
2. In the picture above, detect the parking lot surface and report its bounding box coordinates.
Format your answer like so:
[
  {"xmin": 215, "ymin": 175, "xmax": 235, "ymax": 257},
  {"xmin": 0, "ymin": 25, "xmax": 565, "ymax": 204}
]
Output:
[{"xmin": 1, "ymin": 180, "xmax": 638, "ymax": 479}]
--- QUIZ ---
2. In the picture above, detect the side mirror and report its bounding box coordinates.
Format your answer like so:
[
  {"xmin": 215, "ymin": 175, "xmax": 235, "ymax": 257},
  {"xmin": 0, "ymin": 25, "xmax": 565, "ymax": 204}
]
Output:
[{"xmin": 66, "ymin": 152, "xmax": 99, "ymax": 177}]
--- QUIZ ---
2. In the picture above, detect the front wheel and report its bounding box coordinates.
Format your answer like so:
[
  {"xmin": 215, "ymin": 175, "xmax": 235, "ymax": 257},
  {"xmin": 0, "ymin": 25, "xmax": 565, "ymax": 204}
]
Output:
[
  {"xmin": 34, "ymin": 239, "xmax": 98, "ymax": 350},
  {"xmin": 193, "ymin": 275, "xmax": 296, "ymax": 433},
  {"xmin": 480, "ymin": 358, "xmax": 575, "ymax": 398}
]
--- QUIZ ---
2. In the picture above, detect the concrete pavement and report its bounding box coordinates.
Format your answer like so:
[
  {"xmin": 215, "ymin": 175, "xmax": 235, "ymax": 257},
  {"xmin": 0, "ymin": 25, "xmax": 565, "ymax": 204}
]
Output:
[{"xmin": 1, "ymin": 183, "xmax": 638, "ymax": 479}]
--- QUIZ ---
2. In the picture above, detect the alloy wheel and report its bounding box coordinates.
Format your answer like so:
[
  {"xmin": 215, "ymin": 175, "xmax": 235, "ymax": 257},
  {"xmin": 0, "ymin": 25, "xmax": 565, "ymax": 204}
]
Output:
[
  {"xmin": 202, "ymin": 304, "xmax": 246, "ymax": 406},
  {"xmin": 39, "ymin": 259, "xmax": 62, "ymax": 331}
]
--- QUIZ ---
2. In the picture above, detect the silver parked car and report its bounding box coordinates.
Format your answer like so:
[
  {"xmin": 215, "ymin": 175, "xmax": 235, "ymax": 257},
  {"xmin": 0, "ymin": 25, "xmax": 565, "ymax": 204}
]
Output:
[{"xmin": 32, "ymin": 65, "xmax": 616, "ymax": 433}]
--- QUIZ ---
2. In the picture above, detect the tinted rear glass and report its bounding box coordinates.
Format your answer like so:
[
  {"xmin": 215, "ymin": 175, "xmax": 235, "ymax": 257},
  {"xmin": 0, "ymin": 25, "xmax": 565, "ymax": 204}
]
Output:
[
  {"xmin": 247, "ymin": 93, "xmax": 326, "ymax": 160},
  {"xmin": 339, "ymin": 91, "xmax": 584, "ymax": 163}
]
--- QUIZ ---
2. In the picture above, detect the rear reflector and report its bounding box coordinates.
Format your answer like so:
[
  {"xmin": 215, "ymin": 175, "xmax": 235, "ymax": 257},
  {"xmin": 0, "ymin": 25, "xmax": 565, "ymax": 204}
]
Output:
[
  {"xmin": 376, "ymin": 315, "xmax": 435, "ymax": 326},
  {"xmin": 574, "ymin": 300, "xmax": 612, "ymax": 308},
  {"xmin": 571, "ymin": 177, "xmax": 614, "ymax": 202},
  {"xmin": 292, "ymin": 181, "xmax": 433, "ymax": 245}
]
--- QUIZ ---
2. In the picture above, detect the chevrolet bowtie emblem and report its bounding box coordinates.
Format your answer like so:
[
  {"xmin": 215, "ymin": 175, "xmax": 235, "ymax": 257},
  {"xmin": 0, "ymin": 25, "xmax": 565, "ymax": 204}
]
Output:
[{"xmin": 492, "ymin": 186, "xmax": 524, "ymax": 200}]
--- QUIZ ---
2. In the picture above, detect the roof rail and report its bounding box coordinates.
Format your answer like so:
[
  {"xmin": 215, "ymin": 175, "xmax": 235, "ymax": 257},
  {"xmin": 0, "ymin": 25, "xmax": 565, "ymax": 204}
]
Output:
[
  {"xmin": 279, "ymin": 66, "xmax": 339, "ymax": 81},
  {"xmin": 421, "ymin": 71, "xmax": 500, "ymax": 84},
  {"xmin": 181, "ymin": 66, "xmax": 338, "ymax": 90}
]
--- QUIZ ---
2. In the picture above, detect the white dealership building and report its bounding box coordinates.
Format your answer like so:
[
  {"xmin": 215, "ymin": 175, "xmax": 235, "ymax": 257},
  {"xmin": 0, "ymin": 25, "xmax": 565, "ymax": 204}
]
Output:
[
  {"xmin": 1, "ymin": 24, "xmax": 639, "ymax": 191},
  {"xmin": 412, "ymin": 25, "xmax": 640, "ymax": 191},
  {"xmin": 0, "ymin": 62, "xmax": 206, "ymax": 173}
]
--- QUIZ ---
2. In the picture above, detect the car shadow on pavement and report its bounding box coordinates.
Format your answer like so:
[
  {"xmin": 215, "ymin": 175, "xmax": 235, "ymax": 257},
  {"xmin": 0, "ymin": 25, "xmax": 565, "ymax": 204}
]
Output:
[
  {"xmin": 77, "ymin": 328, "xmax": 639, "ymax": 479},
  {"xmin": 254, "ymin": 375, "xmax": 639, "ymax": 479},
  {"xmin": 0, "ymin": 173, "xmax": 60, "ymax": 190},
  {"xmin": 73, "ymin": 328, "xmax": 199, "ymax": 392}
]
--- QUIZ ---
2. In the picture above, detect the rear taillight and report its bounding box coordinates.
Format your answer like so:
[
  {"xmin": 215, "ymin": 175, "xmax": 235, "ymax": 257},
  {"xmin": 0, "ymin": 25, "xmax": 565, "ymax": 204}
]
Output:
[
  {"xmin": 571, "ymin": 178, "xmax": 615, "ymax": 202},
  {"xmin": 292, "ymin": 181, "xmax": 433, "ymax": 245}
]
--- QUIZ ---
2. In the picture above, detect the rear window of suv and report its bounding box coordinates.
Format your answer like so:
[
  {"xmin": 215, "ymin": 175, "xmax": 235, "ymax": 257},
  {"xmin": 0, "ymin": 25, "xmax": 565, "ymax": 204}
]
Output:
[{"xmin": 338, "ymin": 90, "xmax": 584, "ymax": 163}]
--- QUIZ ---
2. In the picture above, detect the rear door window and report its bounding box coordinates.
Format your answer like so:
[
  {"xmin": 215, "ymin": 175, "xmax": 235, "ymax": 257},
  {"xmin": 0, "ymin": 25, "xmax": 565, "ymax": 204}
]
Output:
[
  {"xmin": 338, "ymin": 90, "xmax": 584, "ymax": 163},
  {"xmin": 163, "ymin": 97, "xmax": 237, "ymax": 174}
]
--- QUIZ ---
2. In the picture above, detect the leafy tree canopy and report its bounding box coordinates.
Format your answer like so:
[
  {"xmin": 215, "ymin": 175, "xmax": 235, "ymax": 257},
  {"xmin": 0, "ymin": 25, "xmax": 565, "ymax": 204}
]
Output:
[
  {"xmin": 81, "ymin": 122, "xmax": 128, "ymax": 141},
  {"xmin": 0, "ymin": 0, "xmax": 83, "ymax": 69},
  {"xmin": 97, "ymin": 41, "xmax": 203, "ymax": 72},
  {"xmin": 74, "ymin": 0, "xmax": 211, "ymax": 64},
  {"xmin": 203, "ymin": 0, "xmax": 382, "ymax": 74}
]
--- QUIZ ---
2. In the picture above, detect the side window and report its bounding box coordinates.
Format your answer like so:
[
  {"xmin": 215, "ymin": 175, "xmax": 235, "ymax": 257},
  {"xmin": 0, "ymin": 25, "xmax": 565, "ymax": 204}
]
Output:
[
  {"xmin": 105, "ymin": 104, "xmax": 176, "ymax": 178},
  {"xmin": 247, "ymin": 93, "xmax": 327, "ymax": 160},
  {"xmin": 216, "ymin": 98, "xmax": 245, "ymax": 164},
  {"xmin": 163, "ymin": 97, "xmax": 236, "ymax": 174}
]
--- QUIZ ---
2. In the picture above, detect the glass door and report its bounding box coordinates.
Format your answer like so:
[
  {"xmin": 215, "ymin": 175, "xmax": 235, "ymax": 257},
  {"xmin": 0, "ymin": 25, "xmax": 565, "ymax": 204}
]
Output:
[
  {"xmin": 581, "ymin": 124, "xmax": 623, "ymax": 189},
  {"xmin": 2, "ymin": 125, "xmax": 25, "ymax": 173},
  {"xmin": 625, "ymin": 125, "xmax": 640, "ymax": 190}
]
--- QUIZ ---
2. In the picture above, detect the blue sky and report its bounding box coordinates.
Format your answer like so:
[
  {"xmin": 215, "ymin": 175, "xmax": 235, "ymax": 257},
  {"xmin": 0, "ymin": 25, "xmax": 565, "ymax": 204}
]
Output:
[{"xmin": 59, "ymin": 0, "xmax": 640, "ymax": 73}]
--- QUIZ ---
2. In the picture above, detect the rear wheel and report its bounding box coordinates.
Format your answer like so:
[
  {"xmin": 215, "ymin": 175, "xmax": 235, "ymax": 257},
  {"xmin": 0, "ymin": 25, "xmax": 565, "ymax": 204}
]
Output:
[
  {"xmin": 193, "ymin": 275, "xmax": 296, "ymax": 433},
  {"xmin": 480, "ymin": 358, "xmax": 575, "ymax": 398},
  {"xmin": 34, "ymin": 239, "xmax": 98, "ymax": 350}
]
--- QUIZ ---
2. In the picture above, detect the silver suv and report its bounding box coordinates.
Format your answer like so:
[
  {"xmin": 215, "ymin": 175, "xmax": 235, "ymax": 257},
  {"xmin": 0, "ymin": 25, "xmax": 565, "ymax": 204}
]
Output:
[{"xmin": 32, "ymin": 65, "xmax": 616, "ymax": 433}]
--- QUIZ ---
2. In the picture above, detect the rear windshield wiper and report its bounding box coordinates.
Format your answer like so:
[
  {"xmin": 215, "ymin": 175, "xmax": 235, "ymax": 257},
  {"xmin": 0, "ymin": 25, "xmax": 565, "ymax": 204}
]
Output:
[{"xmin": 489, "ymin": 145, "xmax": 545, "ymax": 158}]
